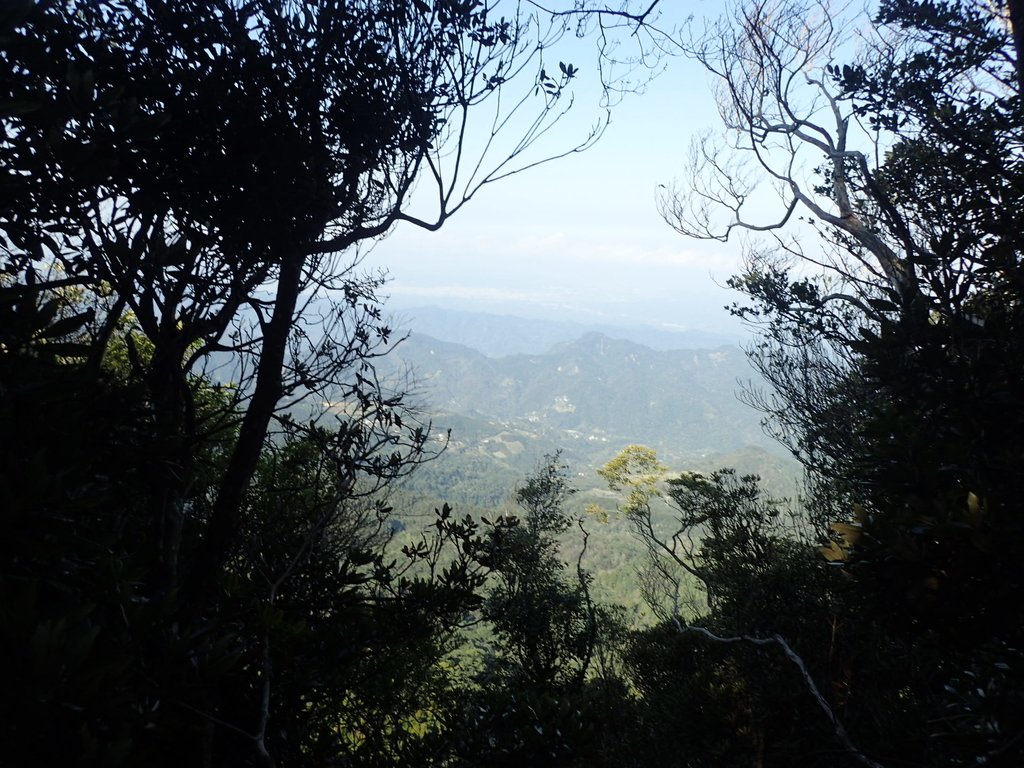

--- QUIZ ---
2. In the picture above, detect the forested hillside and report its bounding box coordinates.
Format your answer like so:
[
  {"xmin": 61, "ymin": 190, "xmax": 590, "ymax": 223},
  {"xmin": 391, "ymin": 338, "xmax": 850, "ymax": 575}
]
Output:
[
  {"xmin": 380, "ymin": 331, "xmax": 775, "ymax": 459},
  {"xmin": 373, "ymin": 328, "xmax": 798, "ymax": 613},
  {"xmin": 3, "ymin": 1, "xmax": 1023, "ymax": 767}
]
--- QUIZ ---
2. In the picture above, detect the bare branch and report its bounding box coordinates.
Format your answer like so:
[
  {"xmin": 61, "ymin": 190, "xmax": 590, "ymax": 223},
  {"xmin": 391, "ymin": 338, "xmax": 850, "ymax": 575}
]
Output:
[{"xmin": 673, "ymin": 622, "xmax": 888, "ymax": 768}]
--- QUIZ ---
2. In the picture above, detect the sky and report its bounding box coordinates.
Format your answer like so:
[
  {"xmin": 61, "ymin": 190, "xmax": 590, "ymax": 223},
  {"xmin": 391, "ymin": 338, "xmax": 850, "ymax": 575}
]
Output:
[{"xmin": 362, "ymin": 2, "xmax": 754, "ymax": 340}]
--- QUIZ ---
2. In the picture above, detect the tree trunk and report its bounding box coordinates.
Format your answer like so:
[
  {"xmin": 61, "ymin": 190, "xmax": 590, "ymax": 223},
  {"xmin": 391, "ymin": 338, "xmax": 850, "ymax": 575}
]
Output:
[
  {"xmin": 147, "ymin": 337, "xmax": 192, "ymax": 596},
  {"xmin": 186, "ymin": 251, "xmax": 306, "ymax": 602},
  {"xmin": 1008, "ymin": 0, "xmax": 1024, "ymax": 96}
]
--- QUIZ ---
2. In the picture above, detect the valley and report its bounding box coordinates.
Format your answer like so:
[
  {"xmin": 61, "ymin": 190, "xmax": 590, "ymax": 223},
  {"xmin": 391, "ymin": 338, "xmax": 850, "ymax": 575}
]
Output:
[{"xmin": 368, "ymin": 309, "xmax": 801, "ymax": 611}]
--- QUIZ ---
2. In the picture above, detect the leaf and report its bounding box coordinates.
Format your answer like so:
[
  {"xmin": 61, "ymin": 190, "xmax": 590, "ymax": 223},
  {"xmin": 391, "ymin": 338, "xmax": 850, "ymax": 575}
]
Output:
[
  {"xmin": 851, "ymin": 503, "xmax": 866, "ymax": 524},
  {"xmin": 819, "ymin": 540, "xmax": 848, "ymax": 562},
  {"xmin": 41, "ymin": 309, "xmax": 95, "ymax": 339},
  {"xmin": 965, "ymin": 491, "xmax": 984, "ymax": 527},
  {"xmin": 829, "ymin": 522, "xmax": 862, "ymax": 546},
  {"xmin": 867, "ymin": 297, "xmax": 898, "ymax": 313}
]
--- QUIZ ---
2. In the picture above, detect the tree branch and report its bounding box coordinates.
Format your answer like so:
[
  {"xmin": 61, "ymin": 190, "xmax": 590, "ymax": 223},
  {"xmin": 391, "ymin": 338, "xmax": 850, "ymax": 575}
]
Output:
[{"xmin": 673, "ymin": 622, "xmax": 887, "ymax": 768}]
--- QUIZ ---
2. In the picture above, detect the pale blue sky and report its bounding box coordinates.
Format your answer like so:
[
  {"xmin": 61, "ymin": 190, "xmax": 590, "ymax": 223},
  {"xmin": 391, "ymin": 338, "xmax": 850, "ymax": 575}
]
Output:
[{"xmin": 365, "ymin": 2, "xmax": 750, "ymax": 337}]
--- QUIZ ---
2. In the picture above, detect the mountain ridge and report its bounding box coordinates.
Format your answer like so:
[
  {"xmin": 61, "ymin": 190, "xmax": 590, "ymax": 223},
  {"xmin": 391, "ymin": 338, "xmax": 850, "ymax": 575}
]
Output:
[
  {"xmin": 387, "ymin": 304, "xmax": 742, "ymax": 357},
  {"xmin": 380, "ymin": 330, "xmax": 775, "ymax": 462}
]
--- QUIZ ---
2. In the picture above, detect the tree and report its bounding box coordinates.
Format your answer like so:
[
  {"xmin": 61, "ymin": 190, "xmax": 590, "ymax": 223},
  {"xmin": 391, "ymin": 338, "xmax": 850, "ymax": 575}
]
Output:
[
  {"xmin": 2, "ymin": 0, "xmax": 667, "ymax": 598},
  {"xmin": 1, "ymin": 2, "xmax": 667, "ymax": 764},
  {"xmin": 0, "ymin": 276, "xmax": 500, "ymax": 766},
  {"xmin": 484, "ymin": 454, "xmax": 599, "ymax": 690},
  {"xmin": 594, "ymin": 447, "xmax": 882, "ymax": 767},
  {"xmin": 440, "ymin": 455, "xmax": 630, "ymax": 768},
  {"xmin": 662, "ymin": 0, "xmax": 1024, "ymax": 763}
]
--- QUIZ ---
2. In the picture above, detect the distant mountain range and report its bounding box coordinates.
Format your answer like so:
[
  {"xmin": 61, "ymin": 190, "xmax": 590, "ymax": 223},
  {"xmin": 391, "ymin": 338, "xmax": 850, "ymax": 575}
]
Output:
[
  {"xmin": 208, "ymin": 302, "xmax": 794, "ymax": 511},
  {"xmin": 380, "ymin": 329, "xmax": 778, "ymax": 465},
  {"xmin": 387, "ymin": 305, "xmax": 742, "ymax": 357}
]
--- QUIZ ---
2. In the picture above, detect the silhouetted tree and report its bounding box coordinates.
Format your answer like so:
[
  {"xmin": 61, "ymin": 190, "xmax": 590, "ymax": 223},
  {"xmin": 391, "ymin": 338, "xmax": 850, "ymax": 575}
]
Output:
[
  {"xmin": 0, "ymin": 1, "xmax": 664, "ymax": 764},
  {"xmin": 663, "ymin": 0, "xmax": 1024, "ymax": 763}
]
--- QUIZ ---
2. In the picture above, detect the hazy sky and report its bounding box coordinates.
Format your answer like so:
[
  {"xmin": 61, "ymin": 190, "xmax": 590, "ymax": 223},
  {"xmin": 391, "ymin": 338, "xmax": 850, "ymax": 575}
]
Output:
[{"xmin": 364, "ymin": 3, "xmax": 753, "ymax": 339}]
